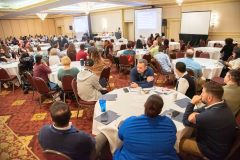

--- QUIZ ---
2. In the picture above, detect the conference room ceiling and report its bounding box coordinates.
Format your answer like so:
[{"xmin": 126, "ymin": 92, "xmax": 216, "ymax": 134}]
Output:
[{"xmin": 0, "ymin": 0, "xmax": 227, "ymax": 19}]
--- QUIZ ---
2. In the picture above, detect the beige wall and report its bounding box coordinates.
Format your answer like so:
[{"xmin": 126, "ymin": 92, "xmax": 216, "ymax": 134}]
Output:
[
  {"xmin": 0, "ymin": 0, "xmax": 239, "ymax": 42},
  {"xmin": 54, "ymin": 16, "xmax": 74, "ymax": 37},
  {"xmin": 90, "ymin": 10, "xmax": 123, "ymax": 33},
  {"xmin": 0, "ymin": 18, "xmax": 56, "ymax": 39}
]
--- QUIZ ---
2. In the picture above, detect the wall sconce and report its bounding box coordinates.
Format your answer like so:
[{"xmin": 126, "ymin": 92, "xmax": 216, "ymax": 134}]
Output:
[{"xmin": 210, "ymin": 12, "xmax": 219, "ymax": 28}]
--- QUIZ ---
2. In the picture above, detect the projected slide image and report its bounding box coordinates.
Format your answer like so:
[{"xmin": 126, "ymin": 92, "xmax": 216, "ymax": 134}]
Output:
[{"xmin": 137, "ymin": 12, "xmax": 157, "ymax": 29}]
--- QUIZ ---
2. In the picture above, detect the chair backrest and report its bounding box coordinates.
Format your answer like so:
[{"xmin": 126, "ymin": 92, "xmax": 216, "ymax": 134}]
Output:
[
  {"xmin": 34, "ymin": 77, "xmax": 51, "ymax": 94},
  {"xmin": 151, "ymin": 59, "xmax": 163, "ymax": 74},
  {"xmin": 120, "ymin": 44, "xmax": 126, "ymax": 50},
  {"xmin": 200, "ymin": 52, "xmax": 210, "ymax": 59},
  {"xmin": 195, "ymin": 50, "xmax": 203, "ymax": 57},
  {"xmin": 142, "ymin": 54, "xmax": 152, "ymax": 64},
  {"xmin": 71, "ymin": 78, "xmax": 82, "ymax": 104},
  {"xmin": 0, "ymin": 67, "xmax": 11, "ymax": 79},
  {"xmin": 62, "ymin": 75, "xmax": 74, "ymax": 92},
  {"xmin": 0, "ymin": 57, "xmax": 7, "ymax": 62},
  {"xmin": 100, "ymin": 66, "xmax": 111, "ymax": 82},
  {"xmin": 186, "ymin": 68, "xmax": 195, "ymax": 77},
  {"xmin": 176, "ymin": 52, "xmax": 185, "ymax": 58},
  {"xmin": 119, "ymin": 55, "xmax": 130, "ymax": 65},
  {"xmin": 43, "ymin": 149, "xmax": 72, "ymax": 160},
  {"xmin": 24, "ymin": 71, "xmax": 36, "ymax": 90},
  {"xmin": 224, "ymin": 128, "xmax": 240, "ymax": 160}
]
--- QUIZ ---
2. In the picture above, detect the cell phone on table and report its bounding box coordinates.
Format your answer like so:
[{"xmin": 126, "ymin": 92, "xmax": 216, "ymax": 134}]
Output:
[
  {"xmin": 123, "ymin": 88, "xmax": 129, "ymax": 93},
  {"xmin": 101, "ymin": 112, "xmax": 108, "ymax": 122},
  {"xmin": 171, "ymin": 110, "xmax": 180, "ymax": 118}
]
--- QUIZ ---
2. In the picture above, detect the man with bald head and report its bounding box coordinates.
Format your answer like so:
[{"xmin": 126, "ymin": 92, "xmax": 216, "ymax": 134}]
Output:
[{"xmin": 178, "ymin": 49, "xmax": 205, "ymax": 91}]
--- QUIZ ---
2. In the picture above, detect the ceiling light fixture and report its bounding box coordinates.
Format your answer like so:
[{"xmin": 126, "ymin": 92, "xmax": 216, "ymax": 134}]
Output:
[
  {"xmin": 176, "ymin": 0, "xmax": 183, "ymax": 6},
  {"xmin": 36, "ymin": 13, "xmax": 48, "ymax": 20}
]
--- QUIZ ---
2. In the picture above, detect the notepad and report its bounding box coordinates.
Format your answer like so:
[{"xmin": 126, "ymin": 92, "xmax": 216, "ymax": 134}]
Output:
[
  {"xmin": 95, "ymin": 110, "xmax": 120, "ymax": 125},
  {"xmin": 175, "ymin": 98, "xmax": 191, "ymax": 108},
  {"xmin": 100, "ymin": 94, "xmax": 118, "ymax": 101}
]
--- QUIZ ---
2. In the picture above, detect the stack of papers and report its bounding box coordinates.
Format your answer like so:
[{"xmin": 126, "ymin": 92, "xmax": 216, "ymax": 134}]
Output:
[
  {"xmin": 175, "ymin": 98, "xmax": 191, "ymax": 108},
  {"xmin": 100, "ymin": 94, "xmax": 118, "ymax": 101},
  {"xmin": 95, "ymin": 110, "xmax": 120, "ymax": 125}
]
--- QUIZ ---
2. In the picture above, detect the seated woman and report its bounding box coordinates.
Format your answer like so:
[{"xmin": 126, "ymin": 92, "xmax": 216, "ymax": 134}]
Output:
[
  {"xmin": 221, "ymin": 47, "xmax": 240, "ymax": 77},
  {"xmin": 88, "ymin": 47, "xmax": 111, "ymax": 76},
  {"xmin": 49, "ymin": 48, "xmax": 60, "ymax": 66},
  {"xmin": 114, "ymin": 94, "xmax": 179, "ymax": 160},
  {"xmin": 57, "ymin": 56, "xmax": 79, "ymax": 87}
]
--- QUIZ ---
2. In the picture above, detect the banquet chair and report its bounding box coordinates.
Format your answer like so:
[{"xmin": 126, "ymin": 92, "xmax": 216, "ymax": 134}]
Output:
[
  {"xmin": 33, "ymin": 77, "xmax": 59, "ymax": 106},
  {"xmin": 224, "ymin": 128, "xmax": 240, "ymax": 160},
  {"xmin": 142, "ymin": 54, "xmax": 152, "ymax": 65},
  {"xmin": 120, "ymin": 44, "xmax": 126, "ymax": 50},
  {"xmin": 199, "ymin": 52, "xmax": 210, "ymax": 59},
  {"xmin": 62, "ymin": 75, "xmax": 74, "ymax": 103},
  {"xmin": 43, "ymin": 150, "xmax": 72, "ymax": 160},
  {"xmin": 211, "ymin": 77, "xmax": 225, "ymax": 86},
  {"xmin": 195, "ymin": 50, "xmax": 203, "ymax": 58},
  {"xmin": 71, "ymin": 78, "xmax": 96, "ymax": 118},
  {"xmin": 176, "ymin": 52, "xmax": 185, "ymax": 58},
  {"xmin": 151, "ymin": 59, "xmax": 175, "ymax": 85},
  {"xmin": 24, "ymin": 71, "xmax": 37, "ymax": 100},
  {"xmin": 119, "ymin": 55, "xmax": 134, "ymax": 73},
  {"xmin": 0, "ymin": 57, "xmax": 7, "ymax": 62},
  {"xmin": 99, "ymin": 66, "xmax": 111, "ymax": 90},
  {"xmin": 0, "ymin": 67, "xmax": 18, "ymax": 92}
]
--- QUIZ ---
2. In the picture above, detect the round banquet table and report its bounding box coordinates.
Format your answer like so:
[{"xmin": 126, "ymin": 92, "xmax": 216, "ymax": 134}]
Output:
[
  {"xmin": 194, "ymin": 47, "xmax": 222, "ymax": 60},
  {"xmin": 169, "ymin": 42, "xmax": 181, "ymax": 51},
  {"xmin": 48, "ymin": 61, "xmax": 84, "ymax": 86},
  {"xmin": 116, "ymin": 49, "xmax": 147, "ymax": 60},
  {"xmin": 92, "ymin": 87, "xmax": 193, "ymax": 152},
  {"xmin": 0, "ymin": 61, "xmax": 21, "ymax": 82},
  {"xmin": 172, "ymin": 58, "xmax": 224, "ymax": 79},
  {"xmin": 207, "ymin": 41, "xmax": 225, "ymax": 47}
]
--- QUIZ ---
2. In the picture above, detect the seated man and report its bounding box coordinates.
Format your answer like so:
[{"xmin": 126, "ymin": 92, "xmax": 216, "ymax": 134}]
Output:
[
  {"xmin": 175, "ymin": 62, "xmax": 196, "ymax": 99},
  {"xmin": 130, "ymin": 59, "xmax": 154, "ymax": 88},
  {"xmin": 38, "ymin": 101, "xmax": 96, "ymax": 160},
  {"xmin": 178, "ymin": 49, "xmax": 202, "ymax": 78},
  {"xmin": 154, "ymin": 46, "xmax": 172, "ymax": 73},
  {"xmin": 223, "ymin": 69, "xmax": 240, "ymax": 116},
  {"xmin": 178, "ymin": 49, "xmax": 205, "ymax": 91},
  {"xmin": 181, "ymin": 82, "xmax": 236, "ymax": 159}
]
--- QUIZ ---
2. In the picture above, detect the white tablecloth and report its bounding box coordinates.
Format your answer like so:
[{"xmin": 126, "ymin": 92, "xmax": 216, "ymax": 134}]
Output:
[
  {"xmin": 116, "ymin": 49, "xmax": 147, "ymax": 60},
  {"xmin": 48, "ymin": 61, "xmax": 84, "ymax": 86},
  {"xmin": 207, "ymin": 41, "xmax": 225, "ymax": 47},
  {"xmin": 92, "ymin": 87, "xmax": 193, "ymax": 152},
  {"xmin": 172, "ymin": 58, "xmax": 224, "ymax": 79},
  {"xmin": 0, "ymin": 61, "xmax": 20, "ymax": 82},
  {"xmin": 169, "ymin": 42, "xmax": 180, "ymax": 51},
  {"xmin": 194, "ymin": 47, "xmax": 222, "ymax": 60}
]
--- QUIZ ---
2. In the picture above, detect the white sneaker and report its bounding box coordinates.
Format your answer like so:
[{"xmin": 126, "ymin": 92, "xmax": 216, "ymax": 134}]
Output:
[{"xmin": 3, "ymin": 83, "xmax": 9, "ymax": 88}]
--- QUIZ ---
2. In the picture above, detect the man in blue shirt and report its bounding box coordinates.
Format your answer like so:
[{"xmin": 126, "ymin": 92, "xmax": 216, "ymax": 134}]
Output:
[
  {"xmin": 154, "ymin": 48, "xmax": 172, "ymax": 73},
  {"xmin": 38, "ymin": 101, "xmax": 96, "ymax": 160},
  {"xmin": 178, "ymin": 49, "xmax": 202, "ymax": 78},
  {"xmin": 130, "ymin": 59, "xmax": 154, "ymax": 88}
]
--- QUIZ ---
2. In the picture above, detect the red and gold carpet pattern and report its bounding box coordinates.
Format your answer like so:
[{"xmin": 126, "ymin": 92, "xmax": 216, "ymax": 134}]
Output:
[{"xmin": 0, "ymin": 67, "xmax": 170, "ymax": 160}]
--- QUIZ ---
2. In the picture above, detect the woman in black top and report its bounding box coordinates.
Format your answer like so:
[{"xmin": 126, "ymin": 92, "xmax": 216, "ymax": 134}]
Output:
[{"xmin": 221, "ymin": 38, "xmax": 234, "ymax": 61}]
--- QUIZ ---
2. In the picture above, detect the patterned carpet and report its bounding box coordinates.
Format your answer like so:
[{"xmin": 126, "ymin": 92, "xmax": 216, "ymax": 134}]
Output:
[{"xmin": 0, "ymin": 66, "xmax": 171, "ymax": 160}]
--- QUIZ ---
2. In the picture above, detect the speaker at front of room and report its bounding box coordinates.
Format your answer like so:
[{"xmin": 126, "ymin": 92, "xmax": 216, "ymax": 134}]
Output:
[
  {"xmin": 69, "ymin": 25, "xmax": 73, "ymax": 30},
  {"xmin": 162, "ymin": 19, "xmax": 167, "ymax": 26}
]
